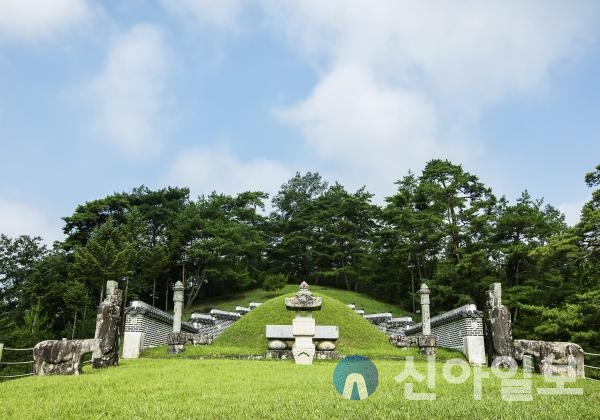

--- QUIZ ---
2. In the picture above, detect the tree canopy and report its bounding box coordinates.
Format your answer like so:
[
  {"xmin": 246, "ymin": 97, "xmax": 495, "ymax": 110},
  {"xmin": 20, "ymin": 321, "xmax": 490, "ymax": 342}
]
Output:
[{"xmin": 1, "ymin": 160, "xmax": 598, "ymax": 352}]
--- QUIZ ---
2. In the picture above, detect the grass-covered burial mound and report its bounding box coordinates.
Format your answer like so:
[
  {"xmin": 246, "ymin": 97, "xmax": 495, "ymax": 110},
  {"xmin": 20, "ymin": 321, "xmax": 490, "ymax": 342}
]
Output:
[{"xmin": 145, "ymin": 292, "xmax": 424, "ymax": 358}]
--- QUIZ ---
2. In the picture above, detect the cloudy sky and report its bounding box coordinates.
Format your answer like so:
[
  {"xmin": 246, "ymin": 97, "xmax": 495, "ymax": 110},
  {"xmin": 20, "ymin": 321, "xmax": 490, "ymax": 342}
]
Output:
[{"xmin": 1, "ymin": 0, "xmax": 600, "ymax": 242}]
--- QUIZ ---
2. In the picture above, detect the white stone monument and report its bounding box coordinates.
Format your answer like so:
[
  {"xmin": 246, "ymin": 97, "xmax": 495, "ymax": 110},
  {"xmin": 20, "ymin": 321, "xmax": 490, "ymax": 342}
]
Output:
[{"xmin": 285, "ymin": 282, "xmax": 322, "ymax": 365}]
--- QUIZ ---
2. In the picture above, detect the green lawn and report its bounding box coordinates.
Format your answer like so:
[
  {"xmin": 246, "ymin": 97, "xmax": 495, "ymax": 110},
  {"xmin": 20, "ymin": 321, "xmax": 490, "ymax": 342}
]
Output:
[
  {"xmin": 1, "ymin": 358, "xmax": 598, "ymax": 419},
  {"xmin": 146, "ymin": 292, "xmax": 432, "ymax": 359}
]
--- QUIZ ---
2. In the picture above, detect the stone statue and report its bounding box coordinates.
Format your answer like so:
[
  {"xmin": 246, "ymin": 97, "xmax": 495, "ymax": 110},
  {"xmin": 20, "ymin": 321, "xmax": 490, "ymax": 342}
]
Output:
[
  {"xmin": 92, "ymin": 280, "xmax": 123, "ymax": 368},
  {"xmin": 484, "ymin": 283, "xmax": 513, "ymax": 365},
  {"xmin": 33, "ymin": 338, "xmax": 101, "ymax": 376},
  {"xmin": 33, "ymin": 280, "xmax": 123, "ymax": 375}
]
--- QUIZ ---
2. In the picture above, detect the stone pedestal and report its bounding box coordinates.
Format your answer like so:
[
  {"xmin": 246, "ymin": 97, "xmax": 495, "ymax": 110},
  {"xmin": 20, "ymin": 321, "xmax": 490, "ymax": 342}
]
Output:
[
  {"xmin": 291, "ymin": 313, "xmax": 316, "ymax": 365},
  {"xmin": 122, "ymin": 332, "xmax": 144, "ymax": 359},
  {"xmin": 464, "ymin": 336, "xmax": 485, "ymax": 365},
  {"xmin": 418, "ymin": 335, "xmax": 437, "ymax": 356},
  {"xmin": 167, "ymin": 332, "xmax": 187, "ymax": 354}
]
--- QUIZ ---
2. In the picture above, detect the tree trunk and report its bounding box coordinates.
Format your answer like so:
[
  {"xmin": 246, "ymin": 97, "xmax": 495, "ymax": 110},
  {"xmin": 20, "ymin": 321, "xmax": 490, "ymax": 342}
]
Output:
[
  {"xmin": 165, "ymin": 280, "xmax": 169, "ymax": 311},
  {"xmin": 152, "ymin": 279, "xmax": 156, "ymax": 307},
  {"xmin": 344, "ymin": 272, "xmax": 351, "ymax": 291},
  {"xmin": 71, "ymin": 311, "xmax": 77, "ymax": 339},
  {"xmin": 185, "ymin": 272, "xmax": 207, "ymax": 310}
]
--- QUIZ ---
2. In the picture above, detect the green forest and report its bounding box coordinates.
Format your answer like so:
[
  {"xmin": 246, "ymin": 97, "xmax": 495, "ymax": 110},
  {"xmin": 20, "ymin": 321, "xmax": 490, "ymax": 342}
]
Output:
[{"xmin": 1, "ymin": 159, "xmax": 599, "ymax": 352}]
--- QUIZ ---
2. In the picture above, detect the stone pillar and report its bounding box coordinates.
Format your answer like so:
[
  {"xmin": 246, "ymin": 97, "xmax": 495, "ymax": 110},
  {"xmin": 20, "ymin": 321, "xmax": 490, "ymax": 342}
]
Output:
[
  {"xmin": 173, "ymin": 281, "xmax": 184, "ymax": 333},
  {"xmin": 419, "ymin": 284, "xmax": 431, "ymax": 335},
  {"xmin": 168, "ymin": 281, "xmax": 186, "ymax": 354},
  {"xmin": 418, "ymin": 283, "xmax": 436, "ymax": 355}
]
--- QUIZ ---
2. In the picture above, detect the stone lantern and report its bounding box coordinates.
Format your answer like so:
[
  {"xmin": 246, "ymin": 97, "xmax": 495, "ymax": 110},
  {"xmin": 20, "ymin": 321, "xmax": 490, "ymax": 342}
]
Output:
[{"xmin": 285, "ymin": 282, "xmax": 322, "ymax": 365}]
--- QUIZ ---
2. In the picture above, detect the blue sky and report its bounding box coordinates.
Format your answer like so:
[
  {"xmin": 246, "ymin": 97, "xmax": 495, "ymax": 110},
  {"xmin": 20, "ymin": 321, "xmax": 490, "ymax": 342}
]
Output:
[{"xmin": 1, "ymin": 1, "xmax": 600, "ymax": 242}]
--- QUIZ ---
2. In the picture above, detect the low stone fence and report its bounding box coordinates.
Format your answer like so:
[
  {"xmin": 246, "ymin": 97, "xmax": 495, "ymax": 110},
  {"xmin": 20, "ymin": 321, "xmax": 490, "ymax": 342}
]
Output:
[
  {"xmin": 0, "ymin": 343, "xmax": 35, "ymax": 381},
  {"xmin": 404, "ymin": 304, "xmax": 485, "ymax": 364},
  {"xmin": 123, "ymin": 300, "xmax": 197, "ymax": 357}
]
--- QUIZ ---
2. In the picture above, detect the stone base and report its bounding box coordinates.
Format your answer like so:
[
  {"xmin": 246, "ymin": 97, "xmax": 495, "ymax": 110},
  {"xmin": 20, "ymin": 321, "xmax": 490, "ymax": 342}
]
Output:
[
  {"xmin": 122, "ymin": 332, "xmax": 144, "ymax": 359},
  {"xmin": 418, "ymin": 335, "xmax": 437, "ymax": 356},
  {"xmin": 463, "ymin": 336, "xmax": 485, "ymax": 365},
  {"xmin": 266, "ymin": 350, "xmax": 341, "ymax": 360},
  {"xmin": 167, "ymin": 332, "xmax": 187, "ymax": 355},
  {"xmin": 292, "ymin": 344, "xmax": 315, "ymax": 365}
]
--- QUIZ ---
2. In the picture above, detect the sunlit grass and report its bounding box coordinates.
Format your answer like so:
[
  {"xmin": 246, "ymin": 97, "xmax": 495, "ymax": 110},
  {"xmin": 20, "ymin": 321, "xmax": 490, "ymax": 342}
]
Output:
[{"xmin": 1, "ymin": 358, "xmax": 597, "ymax": 419}]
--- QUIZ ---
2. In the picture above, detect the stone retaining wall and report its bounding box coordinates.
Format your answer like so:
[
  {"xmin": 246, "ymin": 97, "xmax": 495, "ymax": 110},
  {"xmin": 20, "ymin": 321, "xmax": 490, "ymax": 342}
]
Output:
[
  {"xmin": 123, "ymin": 301, "xmax": 196, "ymax": 356},
  {"xmin": 405, "ymin": 304, "xmax": 485, "ymax": 364}
]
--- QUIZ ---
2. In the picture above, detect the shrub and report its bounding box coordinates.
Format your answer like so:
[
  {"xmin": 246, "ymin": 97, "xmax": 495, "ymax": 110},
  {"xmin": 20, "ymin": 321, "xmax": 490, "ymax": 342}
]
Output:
[{"xmin": 262, "ymin": 273, "xmax": 287, "ymax": 292}]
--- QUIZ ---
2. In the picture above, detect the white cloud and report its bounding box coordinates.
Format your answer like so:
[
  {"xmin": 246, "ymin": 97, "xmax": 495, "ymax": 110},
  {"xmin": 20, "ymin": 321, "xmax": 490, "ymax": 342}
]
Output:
[
  {"xmin": 276, "ymin": 65, "xmax": 450, "ymax": 182},
  {"xmin": 162, "ymin": 0, "xmax": 247, "ymax": 30},
  {"xmin": 166, "ymin": 147, "xmax": 292, "ymax": 199},
  {"xmin": 559, "ymin": 198, "xmax": 588, "ymax": 226},
  {"xmin": 0, "ymin": 199, "xmax": 63, "ymax": 243},
  {"xmin": 265, "ymin": 1, "xmax": 598, "ymax": 104},
  {"xmin": 263, "ymin": 1, "xmax": 600, "ymax": 191},
  {"xmin": 87, "ymin": 24, "xmax": 170, "ymax": 158},
  {"xmin": 0, "ymin": 0, "xmax": 91, "ymax": 41}
]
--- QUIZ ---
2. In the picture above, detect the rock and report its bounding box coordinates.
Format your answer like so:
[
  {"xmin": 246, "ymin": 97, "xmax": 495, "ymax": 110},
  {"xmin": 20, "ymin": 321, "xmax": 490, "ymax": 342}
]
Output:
[
  {"xmin": 189, "ymin": 333, "xmax": 213, "ymax": 345},
  {"xmin": 268, "ymin": 340, "xmax": 288, "ymax": 350},
  {"xmin": 390, "ymin": 335, "xmax": 418, "ymax": 348},
  {"xmin": 317, "ymin": 341, "xmax": 336, "ymax": 351}
]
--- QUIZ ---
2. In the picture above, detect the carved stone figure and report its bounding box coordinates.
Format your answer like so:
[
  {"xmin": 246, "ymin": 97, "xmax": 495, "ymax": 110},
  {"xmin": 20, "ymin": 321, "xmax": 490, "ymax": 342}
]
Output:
[
  {"xmin": 513, "ymin": 339, "xmax": 585, "ymax": 377},
  {"xmin": 33, "ymin": 339, "xmax": 100, "ymax": 376},
  {"xmin": 484, "ymin": 282, "xmax": 513, "ymax": 365},
  {"xmin": 92, "ymin": 280, "xmax": 123, "ymax": 368}
]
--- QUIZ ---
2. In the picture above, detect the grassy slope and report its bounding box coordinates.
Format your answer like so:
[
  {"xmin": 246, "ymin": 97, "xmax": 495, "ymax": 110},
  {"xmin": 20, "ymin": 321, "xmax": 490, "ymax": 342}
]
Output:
[
  {"xmin": 146, "ymin": 291, "xmax": 448, "ymax": 359},
  {"xmin": 185, "ymin": 284, "xmax": 413, "ymax": 318},
  {"xmin": 1, "ymin": 358, "xmax": 598, "ymax": 419}
]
